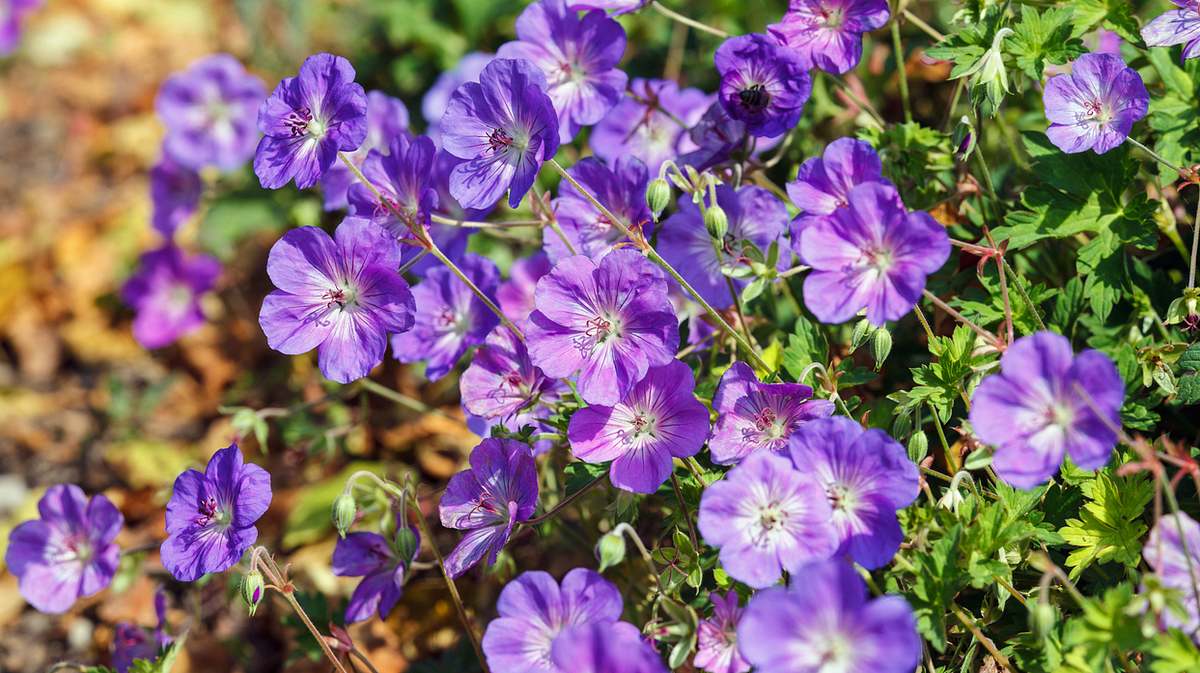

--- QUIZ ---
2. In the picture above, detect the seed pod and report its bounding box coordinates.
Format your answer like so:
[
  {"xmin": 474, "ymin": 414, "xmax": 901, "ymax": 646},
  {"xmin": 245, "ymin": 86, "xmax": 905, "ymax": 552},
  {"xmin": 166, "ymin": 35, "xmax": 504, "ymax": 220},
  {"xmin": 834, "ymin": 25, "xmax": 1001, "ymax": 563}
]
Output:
[
  {"xmin": 331, "ymin": 493, "xmax": 357, "ymax": 539},
  {"xmin": 870, "ymin": 328, "xmax": 893, "ymax": 368},
  {"xmin": 645, "ymin": 178, "xmax": 672, "ymax": 219},
  {"xmin": 704, "ymin": 204, "xmax": 729, "ymax": 241}
]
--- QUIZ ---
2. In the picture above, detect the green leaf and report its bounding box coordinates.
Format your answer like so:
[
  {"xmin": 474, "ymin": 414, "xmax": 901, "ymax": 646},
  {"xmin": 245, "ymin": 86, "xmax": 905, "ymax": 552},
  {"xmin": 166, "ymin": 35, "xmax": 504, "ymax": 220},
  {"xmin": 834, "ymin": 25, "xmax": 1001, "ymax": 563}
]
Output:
[
  {"xmin": 1058, "ymin": 471, "xmax": 1153, "ymax": 577},
  {"xmin": 281, "ymin": 462, "xmax": 390, "ymax": 548},
  {"xmin": 1070, "ymin": 0, "xmax": 1143, "ymax": 45},
  {"xmin": 905, "ymin": 526, "xmax": 968, "ymax": 652},
  {"xmin": 1180, "ymin": 343, "xmax": 1200, "ymax": 372},
  {"xmin": 781, "ymin": 315, "xmax": 828, "ymax": 381},
  {"xmin": 1150, "ymin": 628, "xmax": 1200, "ymax": 673},
  {"xmin": 1178, "ymin": 374, "xmax": 1200, "ymax": 405},
  {"xmin": 1007, "ymin": 5, "xmax": 1085, "ymax": 79},
  {"xmin": 199, "ymin": 199, "xmax": 283, "ymax": 261}
]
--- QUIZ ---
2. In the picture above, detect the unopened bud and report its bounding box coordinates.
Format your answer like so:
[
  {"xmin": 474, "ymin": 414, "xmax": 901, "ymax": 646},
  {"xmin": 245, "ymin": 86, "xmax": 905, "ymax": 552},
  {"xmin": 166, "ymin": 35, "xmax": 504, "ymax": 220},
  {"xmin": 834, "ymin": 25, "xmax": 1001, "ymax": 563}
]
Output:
[
  {"xmin": 851, "ymin": 319, "xmax": 873, "ymax": 351},
  {"xmin": 331, "ymin": 493, "xmax": 357, "ymax": 538},
  {"xmin": 1030, "ymin": 602, "xmax": 1056, "ymax": 638},
  {"xmin": 394, "ymin": 527, "xmax": 419, "ymax": 563},
  {"xmin": 241, "ymin": 570, "xmax": 265, "ymax": 616},
  {"xmin": 596, "ymin": 530, "xmax": 627, "ymax": 572},
  {"xmin": 952, "ymin": 115, "xmax": 976, "ymax": 161},
  {"xmin": 646, "ymin": 178, "xmax": 672, "ymax": 218},
  {"xmin": 704, "ymin": 205, "xmax": 729, "ymax": 240},
  {"xmin": 869, "ymin": 328, "xmax": 893, "ymax": 368},
  {"xmin": 907, "ymin": 431, "xmax": 929, "ymax": 463}
]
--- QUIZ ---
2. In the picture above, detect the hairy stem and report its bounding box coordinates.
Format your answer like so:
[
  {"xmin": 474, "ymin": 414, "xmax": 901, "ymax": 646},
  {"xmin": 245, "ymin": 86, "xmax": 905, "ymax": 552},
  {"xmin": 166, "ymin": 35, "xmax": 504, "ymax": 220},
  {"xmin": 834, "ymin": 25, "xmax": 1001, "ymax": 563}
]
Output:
[
  {"xmin": 670, "ymin": 473, "xmax": 700, "ymax": 551},
  {"xmin": 648, "ymin": 1, "xmax": 729, "ymax": 38},
  {"xmin": 891, "ymin": 20, "xmax": 912, "ymax": 123},
  {"xmin": 524, "ymin": 472, "xmax": 607, "ymax": 525},
  {"xmin": 922, "ymin": 290, "xmax": 1003, "ymax": 349}
]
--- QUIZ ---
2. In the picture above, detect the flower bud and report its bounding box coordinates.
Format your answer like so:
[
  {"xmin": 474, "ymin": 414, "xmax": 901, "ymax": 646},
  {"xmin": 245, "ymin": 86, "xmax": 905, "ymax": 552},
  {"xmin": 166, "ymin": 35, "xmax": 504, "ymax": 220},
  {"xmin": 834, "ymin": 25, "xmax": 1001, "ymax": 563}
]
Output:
[
  {"xmin": 704, "ymin": 205, "xmax": 729, "ymax": 241},
  {"xmin": 596, "ymin": 530, "xmax": 627, "ymax": 572},
  {"xmin": 1029, "ymin": 602, "xmax": 1056, "ymax": 638},
  {"xmin": 907, "ymin": 431, "xmax": 929, "ymax": 463},
  {"xmin": 646, "ymin": 178, "xmax": 672, "ymax": 219},
  {"xmin": 241, "ymin": 570, "xmax": 265, "ymax": 616},
  {"xmin": 869, "ymin": 328, "xmax": 893, "ymax": 368},
  {"xmin": 952, "ymin": 115, "xmax": 976, "ymax": 161},
  {"xmin": 331, "ymin": 493, "xmax": 357, "ymax": 539},
  {"xmin": 850, "ymin": 319, "xmax": 873, "ymax": 351},
  {"xmin": 394, "ymin": 526, "xmax": 418, "ymax": 563}
]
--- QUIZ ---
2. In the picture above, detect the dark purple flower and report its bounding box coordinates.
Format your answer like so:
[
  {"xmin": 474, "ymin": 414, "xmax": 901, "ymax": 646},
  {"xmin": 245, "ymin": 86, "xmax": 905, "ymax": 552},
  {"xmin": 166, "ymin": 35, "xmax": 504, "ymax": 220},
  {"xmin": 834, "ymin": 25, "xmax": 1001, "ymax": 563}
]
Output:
[
  {"xmin": 969, "ymin": 331, "xmax": 1125, "ymax": 489},
  {"xmin": 1043, "ymin": 52, "xmax": 1149, "ymax": 155},
  {"xmin": 678, "ymin": 102, "xmax": 783, "ymax": 171},
  {"xmin": 591, "ymin": 78, "xmax": 713, "ymax": 175},
  {"xmin": 698, "ymin": 452, "xmax": 837, "ymax": 588},
  {"xmin": 111, "ymin": 623, "xmax": 157, "ymax": 673},
  {"xmin": 497, "ymin": 0, "xmax": 628, "ymax": 142},
  {"xmin": 0, "ymin": 0, "xmax": 41, "ymax": 55},
  {"xmin": 161, "ymin": 443, "xmax": 270, "ymax": 582},
  {"xmin": 568, "ymin": 0, "xmax": 649, "ymax": 15},
  {"xmin": 149, "ymin": 153, "xmax": 203, "ymax": 238},
  {"xmin": 482, "ymin": 568, "xmax": 623, "ymax": 673},
  {"xmin": 737, "ymin": 559, "xmax": 921, "ymax": 673},
  {"xmin": 424, "ymin": 52, "xmax": 494, "ymax": 134},
  {"xmin": 787, "ymin": 417, "xmax": 919, "ymax": 568},
  {"xmin": 121, "ymin": 244, "xmax": 221, "ymax": 349},
  {"xmin": 569, "ymin": 360, "xmax": 709, "ymax": 494},
  {"xmin": 153, "ymin": 586, "xmax": 172, "ymax": 647},
  {"xmin": 768, "ymin": 0, "xmax": 890, "ymax": 74},
  {"xmin": 658, "ymin": 185, "xmax": 788, "ymax": 309},
  {"xmin": 787, "ymin": 138, "xmax": 891, "ymax": 258},
  {"xmin": 715, "ymin": 34, "xmax": 811, "ymax": 138},
  {"xmin": 441, "ymin": 58, "xmax": 559, "ymax": 210},
  {"xmin": 550, "ymin": 622, "xmax": 668, "ymax": 673},
  {"xmin": 5, "ymin": 484, "xmax": 122, "ymax": 614},
  {"xmin": 332, "ymin": 526, "xmax": 420, "ymax": 623},
  {"xmin": 497, "ymin": 252, "xmax": 552, "ymax": 322},
  {"xmin": 322, "ymin": 90, "xmax": 410, "ymax": 210},
  {"xmin": 527, "ymin": 249, "xmax": 679, "ymax": 405},
  {"xmin": 347, "ymin": 132, "xmax": 439, "ymax": 239},
  {"xmin": 155, "ymin": 54, "xmax": 265, "ymax": 171},
  {"xmin": 462, "ymin": 325, "xmax": 566, "ymax": 420},
  {"xmin": 435, "ymin": 149, "xmax": 494, "ymax": 223},
  {"xmin": 391, "ymin": 253, "xmax": 500, "ymax": 380},
  {"xmin": 255, "ymin": 53, "xmax": 368, "ymax": 190},
  {"xmin": 545, "ymin": 156, "xmax": 652, "ymax": 262},
  {"xmin": 1143, "ymin": 2, "xmax": 1200, "ymax": 61},
  {"xmin": 694, "ymin": 591, "xmax": 750, "ymax": 673},
  {"xmin": 439, "ymin": 438, "xmax": 538, "ymax": 577},
  {"xmin": 1145, "ymin": 512, "xmax": 1200, "ymax": 635},
  {"xmin": 709, "ymin": 361, "xmax": 834, "ymax": 465},
  {"xmin": 259, "ymin": 217, "xmax": 416, "ymax": 384},
  {"xmin": 801, "ymin": 182, "xmax": 948, "ymax": 326}
]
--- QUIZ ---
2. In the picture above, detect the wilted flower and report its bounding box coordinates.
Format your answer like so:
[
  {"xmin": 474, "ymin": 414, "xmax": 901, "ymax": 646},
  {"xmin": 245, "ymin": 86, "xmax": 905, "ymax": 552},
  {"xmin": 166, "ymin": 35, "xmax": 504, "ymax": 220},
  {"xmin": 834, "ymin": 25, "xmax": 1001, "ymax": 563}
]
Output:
[
  {"xmin": 694, "ymin": 591, "xmax": 751, "ymax": 673},
  {"xmin": 545, "ymin": 156, "xmax": 652, "ymax": 262},
  {"xmin": 1043, "ymin": 52, "xmax": 1149, "ymax": 154},
  {"xmin": 332, "ymin": 526, "xmax": 420, "ymax": 623},
  {"xmin": 1142, "ymin": 1, "xmax": 1200, "ymax": 61},
  {"xmin": 121, "ymin": 244, "xmax": 221, "ymax": 349},
  {"xmin": 111, "ymin": 623, "xmax": 157, "ymax": 673},
  {"xmin": 346, "ymin": 132, "xmax": 439, "ymax": 239},
  {"xmin": 708, "ymin": 361, "xmax": 834, "ymax": 465},
  {"xmin": 461, "ymin": 324, "xmax": 566, "ymax": 420},
  {"xmin": 156, "ymin": 54, "xmax": 265, "ymax": 171},
  {"xmin": 714, "ymin": 33, "xmax": 811, "ymax": 138},
  {"xmin": 768, "ymin": 0, "xmax": 890, "ymax": 74},
  {"xmin": 591, "ymin": 78, "xmax": 713, "ymax": 174}
]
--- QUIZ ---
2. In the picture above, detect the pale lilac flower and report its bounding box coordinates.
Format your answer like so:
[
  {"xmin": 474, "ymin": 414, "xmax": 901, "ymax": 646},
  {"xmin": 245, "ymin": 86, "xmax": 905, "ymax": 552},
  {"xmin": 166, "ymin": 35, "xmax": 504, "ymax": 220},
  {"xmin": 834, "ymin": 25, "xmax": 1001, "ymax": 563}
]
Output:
[
  {"xmin": 259, "ymin": 217, "xmax": 416, "ymax": 384},
  {"xmin": 423, "ymin": 52, "xmax": 494, "ymax": 133},
  {"xmin": 801, "ymin": 182, "xmax": 948, "ymax": 326},
  {"xmin": 121, "ymin": 245, "xmax": 221, "ymax": 349},
  {"xmin": 787, "ymin": 417, "xmax": 919, "ymax": 568},
  {"xmin": 462, "ymin": 324, "xmax": 566, "ymax": 421},
  {"xmin": 715, "ymin": 33, "xmax": 811, "ymax": 138},
  {"xmin": 545, "ymin": 156, "xmax": 652, "ymax": 262},
  {"xmin": 1043, "ymin": 52, "xmax": 1149, "ymax": 154},
  {"xmin": 160, "ymin": 443, "xmax": 271, "ymax": 582},
  {"xmin": 590, "ymin": 79, "xmax": 713, "ymax": 174},
  {"xmin": 497, "ymin": 0, "xmax": 628, "ymax": 142},
  {"xmin": 391, "ymin": 253, "xmax": 500, "ymax": 381},
  {"xmin": 694, "ymin": 591, "xmax": 750, "ymax": 673},
  {"xmin": 497, "ymin": 252, "xmax": 552, "ymax": 322},
  {"xmin": 441, "ymin": 58, "xmax": 560, "ymax": 210},
  {"xmin": 551, "ymin": 622, "xmax": 668, "ymax": 673},
  {"xmin": 1145, "ymin": 512, "xmax": 1200, "ymax": 636},
  {"xmin": 346, "ymin": 132, "xmax": 439, "ymax": 240},
  {"xmin": 482, "ymin": 568, "xmax": 623, "ymax": 673},
  {"xmin": 787, "ymin": 138, "xmax": 891, "ymax": 258},
  {"xmin": 568, "ymin": 360, "xmax": 709, "ymax": 494},
  {"xmin": 708, "ymin": 361, "xmax": 834, "ymax": 465},
  {"xmin": 969, "ymin": 331, "xmax": 1125, "ymax": 489},
  {"xmin": 439, "ymin": 438, "xmax": 538, "ymax": 577},
  {"xmin": 1142, "ymin": 1, "xmax": 1200, "ymax": 61},
  {"xmin": 5, "ymin": 484, "xmax": 122, "ymax": 614},
  {"xmin": 698, "ymin": 452, "xmax": 837, "ymax": 588},
  {"xmin": 527, "ymin": 249, "xmax": 679, "ymax": 406},
  {"xmin": 156, "ymin": 54, "xmax": 266, "ymax": 171},
  {"xmin": 149, "ymin": 153, "xmax": 203, "ymax": 237},
  {"xmin": 322, "ymin": 90, "xmax": 410, "ymax": 210},
  {"xmin": 332, "ymin": 526, "xmax": 420, "ymax": 623},
  {"xmin": 255, "ymin": 53, "xmax": 368, "ymax": 190},
  {"xmin": 738, "ymin": 559, "xmax": 921, "ymax": 673},
  {"xmin": 768, "ymin": 0, "xmax": 890, "ymax": 74}
]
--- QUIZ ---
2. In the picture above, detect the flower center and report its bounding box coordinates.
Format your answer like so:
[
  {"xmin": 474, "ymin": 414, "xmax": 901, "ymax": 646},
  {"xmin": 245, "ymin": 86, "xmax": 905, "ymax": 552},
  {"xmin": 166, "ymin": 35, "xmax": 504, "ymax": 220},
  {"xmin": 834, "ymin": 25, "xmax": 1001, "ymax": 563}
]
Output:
[
  {"xmin": 864, "ymin": 246, "xmax": 894, "ymax": 274},
  {"xmin": 487, "ymin": 128, "xmax": 515, "ymax": 153},
  {"xmin": 757, "ymin": 501, "xmax": 788, "ymax": 532},
  {"xmin": 585, "ymin": 315, "xmax": 617, "ymax": 344},
  {"xmin": 628, "ymin": 411, "xmax": 658, "ymax": 441},
  {"xmin": 738, "ymin": 84, "xmax": 771, "ymax": 113},
  {"xmin": 284, "ymin": 106, "xmax": 316, "ymax": 138},
  {"xmin": 322, "ymin": 286, "xmax": 354, "ymax": 310},
  {"xmin": 826, "ymin": 484, "xmax": 854, "ymax": 513},
  {"xmin": 820, "ymin": 6, "xmax": 845, "ymax": 28},
  {"xmin": 1045, "ymin": 401, "xmax": 1075, "ymax": 428},
  {"xmin": 54, "ymin": 534, "xmax": 94, "ymax": 564},
  {"xmin": 1082, "ymin": 99, "xmax": 1111, "ymax": 123},
  {"xmin": 196, "ymin": 495, "xmax": 231, "ymax": 528}
]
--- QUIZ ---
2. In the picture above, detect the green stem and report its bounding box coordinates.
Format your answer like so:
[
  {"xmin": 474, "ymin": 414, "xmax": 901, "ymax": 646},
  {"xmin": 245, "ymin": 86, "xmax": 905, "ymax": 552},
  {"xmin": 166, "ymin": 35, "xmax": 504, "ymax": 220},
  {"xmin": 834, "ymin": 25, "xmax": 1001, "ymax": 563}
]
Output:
[
  {"xmin": 1126, "ymin": 137, "xmax": 1186, "ymax": 177},
  {"xmin": 648, "ymin": 1, "xmax": 729, "ymax": 38},
  {"xmin": 891, "ymin": 19, "xmax": 913, "ymax": 123},
  {"xmin": 901, "ymin": 7, "xmax": 946, "ymax": 42},
  {"xmin": 923, "ymin": 290, "xmax": 1003, "ymax": 349},
  {"xmin": 951, "ymin": 605, "xmax": 1016, "ymax": 673},
  {"xmin": 524, "ymin": 472, "xmax": 607, "ymax": 525},
  {"xmin": 670, "ymin": 473, "xmax": 700, "ymax": 551},
  {"xmin": 1002, "ymin": 258, "xmax": 1047, "ymax": 331},
  {"xmin": 1189, "ymin": 196, "xmax": 1199, "ymax": 290},
  {"xmin": 359, "ymin": 379, "xmax": 465, "ymax": 424}
]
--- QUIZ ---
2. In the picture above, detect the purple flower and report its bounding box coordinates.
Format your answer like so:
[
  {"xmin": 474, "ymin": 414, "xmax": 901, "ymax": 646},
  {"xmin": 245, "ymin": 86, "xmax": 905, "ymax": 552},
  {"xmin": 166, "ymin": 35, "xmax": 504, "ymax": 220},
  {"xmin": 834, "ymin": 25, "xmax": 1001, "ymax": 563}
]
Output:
[
  {"xmin": 787, "ymin": 138, "xmax": 891, "ymax": 258},
  {"xmin": 462, "ymin": 325, "xmax": 565, "ymax": 420},
  {"xmin": 255, "ymin": 53, "xmax": 368, "ymax": 190},
  {"xmin": 497, "ymin": 252, "xmax": 552, "ymax": 322},
  {"xmin": 527, "ymin": 249, "xmax": 679, "ymax": 406},
  {"xmin": 0, "ymin": 0, "xmax": 41, "ymax": 55},
  {"xmin": 322, "ymin": 90, "xmax": 410, "ymax": 210},
  {"xmin": 658, "ymin": 185, "xmax": 789, "ymax": 309},
  {"xmin": 591, "ymin": 78, "xmax": 713, "ymax": 175},
  {"xmin": 347, "ymin": 132, "xmax": 439, "ymax": 239},
  {"xmin": 768, "ymin": 0, "xmax": 890, "ymax": 75},
  {"xmin": 332, "ymin": 526, "xmax": 420, "ymax": 623},
  {"xmin": 737, "ymin": 559, "xmax": 921, "ymax": 673},
  {"xmin": 439, "ymin": 439, "xmax": 538, "ymax": 577},
  {"xmin": 1145, "ymin": 512, "xmax": 1200, "ymax": 635},
  {"xmin": 161, "ymin": 443, "xmax": 270, "ymax": 582},
  {"xmin": 121, "ymin": 245, "xmax": 221, "ymax": 349},
  {"xmin": 149, "ymin": 153, "xmax": 203, "ymax": 238},
  {"xmin": 969, "ymin": 331, "xmax": 1125, "ymax": 489},
  {"xmin": 441, "ymin": 58, "xmax": 559, "ymax": 210},
  {"xmin": 694, "ymin": 591, "xmax": 750, "ymax": 673},
  {"xmin": 715, "ymin": 34, "xmax": 811, "ymax": 138},
  {"xmin": 424, "ymin": 52, "xmax": 494, "ymax": 133},
  {"xmin": 497, "ymin": 0, "xmax": 628, "ymax": 142},
  {"xmin": 259, "ymin": 217, "xmax": 416, "ymax": 384},
  {"xmin": 550, "ymin": 622, "xmax": 668, "ymax": 673},
  {"xmin": 1043, "ymin": 52, "xmax": 1149, "ymax": 155},
  {"xmin": 568, "ymin": 0, "xmax": 649, "ymax": 15},
  {"xmin": 391, "ymin": 253, "xmax": 500, "ymax": 380},
  {"xmin": 787, "ymin": 417, "xmax": 919, "ymax": 568},
  {"xmin": 800, "ymin": 182, "xmax": 948, "ymax": 326},
  {"xmin": 435, "ymin": 149, "xmax": 494, "ymax": 223},
  {"xmin": 155, "ymin": 54, "xmax": 265, "ymax": 171},
  {"xmin": 708, "ymin": 361, "xmax": 834, "ymax": 465},
  {"xmin": 698, "ymin": 452, "xmax": 837, "ymax": 588},
  {"xmin": 5, "ymin": 484, "xmax": 122, "ymax": 614},
  {"xmin": 679, "ymin": 103, "xmax": 751, "ymax": 171},
  {"xmin": 1142, "ymin": 1, "xmax": 1200, "ymax": 61},
  {"xmin": 482, "ymin": 568, "xmax": 623, "ymax": 673},
  {"xmin": 111, "ymin": 623, "xmax": 157, "ymax": 673},
  {"xmin": 545, "ymin": 156, "xmax": 652, "ymax": 262},
  {"xmin": 568, "ymin": 360, "xmax": 709, "ymax": 494}
]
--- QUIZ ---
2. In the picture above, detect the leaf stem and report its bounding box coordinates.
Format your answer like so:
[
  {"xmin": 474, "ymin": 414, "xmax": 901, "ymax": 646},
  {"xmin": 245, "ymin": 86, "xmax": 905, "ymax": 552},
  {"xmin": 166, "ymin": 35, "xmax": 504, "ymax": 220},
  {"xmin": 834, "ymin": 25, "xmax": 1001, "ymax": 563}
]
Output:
[
  {"xmin": 670, "ymin": 473, "xmax": 700, "ymax": 551},
  {"xmin": 1189, "ymin": 196, "xmax": 1200, "ymax": 290},
  {"xmin": 524, "ymin": 472, "xmax": 607, "ymax": 525},
  {"xmin": 648, "ymin": 1, "xmax": 729, "ymax": 38},
  {"xmin": 922, "ymin": 290, "xmax": 1003, "ymax": 350},
  {"xmin": 891, "ymin": 19, "xmax": 912, "ymax": 123},
  {"xmin": 901, "ymin": 7, "xmax": 946, "ymax": 42},
  {"xmin": 951, "ymin": 604, "xmax": 1016, "ymax": 673}
]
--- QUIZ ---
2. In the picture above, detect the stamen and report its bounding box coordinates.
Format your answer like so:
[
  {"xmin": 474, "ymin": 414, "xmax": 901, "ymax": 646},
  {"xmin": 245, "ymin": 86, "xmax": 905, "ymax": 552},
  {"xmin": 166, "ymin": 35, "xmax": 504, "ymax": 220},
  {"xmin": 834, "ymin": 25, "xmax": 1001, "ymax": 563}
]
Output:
[{"xmin": 284, "ymin": 107, "xmax": 314, "ymax": 137}]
